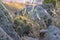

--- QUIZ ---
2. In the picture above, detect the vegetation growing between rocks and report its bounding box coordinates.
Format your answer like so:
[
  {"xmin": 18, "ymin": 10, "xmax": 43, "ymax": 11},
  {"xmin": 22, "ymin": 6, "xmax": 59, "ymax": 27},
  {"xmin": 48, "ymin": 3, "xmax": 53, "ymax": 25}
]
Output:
[
  {"xmin": 0, "ymin": 0, "xmax": 60, "ymax": 40},
  {"xmin": 43, "ymin": 0, "xmax": 56, "ymax": 7}
]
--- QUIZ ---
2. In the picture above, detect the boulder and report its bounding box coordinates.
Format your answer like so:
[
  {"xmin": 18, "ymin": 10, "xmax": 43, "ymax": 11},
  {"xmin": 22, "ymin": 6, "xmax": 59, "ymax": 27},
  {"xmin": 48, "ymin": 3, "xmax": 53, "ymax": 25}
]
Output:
[{"xmin": 48, "ymin": 25, "xmax": 60, "ymax": 40}]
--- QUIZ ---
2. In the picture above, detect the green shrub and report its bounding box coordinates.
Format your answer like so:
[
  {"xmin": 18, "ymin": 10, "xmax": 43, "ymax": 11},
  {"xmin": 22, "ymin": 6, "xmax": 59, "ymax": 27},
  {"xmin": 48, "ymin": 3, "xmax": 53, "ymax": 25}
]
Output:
[{"xmin": 43, "ymin": 0, "xmax": 56, "ymax": 7}]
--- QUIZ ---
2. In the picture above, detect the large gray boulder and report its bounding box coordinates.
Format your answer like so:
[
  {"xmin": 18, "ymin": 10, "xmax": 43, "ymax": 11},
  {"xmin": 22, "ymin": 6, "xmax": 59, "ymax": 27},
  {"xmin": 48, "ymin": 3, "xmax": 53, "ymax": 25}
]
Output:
[{"xmin": 48, "ymin": 25, "xmax": 60, "ymax": 40}]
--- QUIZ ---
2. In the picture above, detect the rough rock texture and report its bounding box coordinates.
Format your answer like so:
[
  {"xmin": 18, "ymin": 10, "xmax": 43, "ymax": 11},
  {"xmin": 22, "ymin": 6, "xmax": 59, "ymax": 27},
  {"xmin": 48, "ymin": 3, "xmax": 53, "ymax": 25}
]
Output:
[
  {"xmin": 48, "ymin": 25, "xmax": 60, "ymax": 40},
  {"xmin": 0, "ymin": 27, "xmax": 13, "ymax": 40},
  {"xmin": 0, "ymin": 9, "xmax": 21, "ymax": 40},
  {"xmin": 21, "ymin": 36, "xmax": 38, "ymax": 40},
  {"xmin": 42, "ymin": 3, "xmax": 56, "ymax": 16}
]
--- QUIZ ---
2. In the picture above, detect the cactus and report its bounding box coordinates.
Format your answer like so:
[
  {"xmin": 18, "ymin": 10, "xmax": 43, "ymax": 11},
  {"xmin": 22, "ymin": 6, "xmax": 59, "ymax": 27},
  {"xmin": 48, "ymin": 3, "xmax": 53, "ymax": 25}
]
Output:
[{"xmin": 14, "ymin": 15, "xmax": 40, "ymax": 37}]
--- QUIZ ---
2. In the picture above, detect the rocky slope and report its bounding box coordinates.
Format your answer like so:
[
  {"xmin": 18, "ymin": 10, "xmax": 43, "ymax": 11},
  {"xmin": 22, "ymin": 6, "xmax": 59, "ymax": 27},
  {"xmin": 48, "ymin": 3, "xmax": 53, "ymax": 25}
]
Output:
[{"xmin": 0, "ymin": 1, "xmax": 60, "ymax": 40}]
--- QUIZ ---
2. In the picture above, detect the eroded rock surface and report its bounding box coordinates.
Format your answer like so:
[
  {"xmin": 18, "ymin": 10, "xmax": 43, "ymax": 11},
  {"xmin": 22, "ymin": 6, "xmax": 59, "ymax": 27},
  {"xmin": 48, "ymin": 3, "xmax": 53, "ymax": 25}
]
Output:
[
  {"xmin": 0, "ymin": 9, "xmax": 21, "ymax": 40},
  {"xmin": 0, "ymin": 27, "xmax": 13, "ymax": 40}
]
